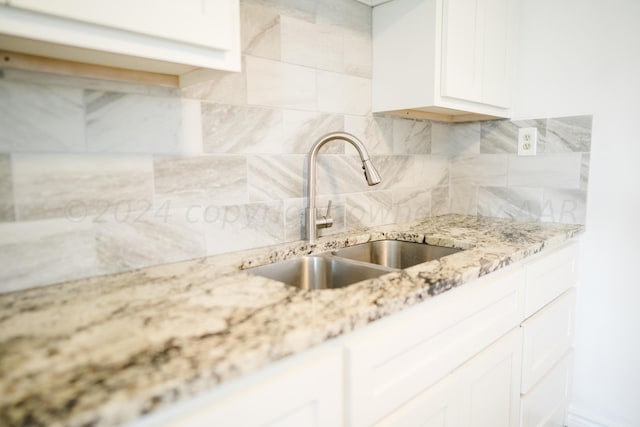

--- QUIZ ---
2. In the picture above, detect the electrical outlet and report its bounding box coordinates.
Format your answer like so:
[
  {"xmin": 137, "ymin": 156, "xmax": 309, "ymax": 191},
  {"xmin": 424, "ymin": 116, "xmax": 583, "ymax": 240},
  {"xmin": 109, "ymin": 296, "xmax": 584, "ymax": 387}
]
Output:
[{"xmin": 518, "ymin": 127, "xmax": 537, "ymax": 156}]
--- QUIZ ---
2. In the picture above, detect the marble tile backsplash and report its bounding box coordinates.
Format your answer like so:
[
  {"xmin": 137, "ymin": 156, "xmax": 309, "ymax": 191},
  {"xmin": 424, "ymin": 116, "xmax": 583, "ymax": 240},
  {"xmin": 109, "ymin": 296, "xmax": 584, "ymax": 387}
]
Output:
[
  {"xmin": 451, "ymin": 116, "xmax": 592, "ymax": 223},
  {"xmin": 0, "ymin": 0, "xmax": 592, "ymax": 293}
]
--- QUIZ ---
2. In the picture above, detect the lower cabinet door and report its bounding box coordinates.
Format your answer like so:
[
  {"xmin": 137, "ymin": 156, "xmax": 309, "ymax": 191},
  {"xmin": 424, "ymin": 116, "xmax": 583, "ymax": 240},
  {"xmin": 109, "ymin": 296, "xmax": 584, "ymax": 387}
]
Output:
[
  {"xmin": 521, "ymin": 289, "xmax": 576, "ymax": 394},
  {"xmin": 457, "ymin": 327, "xmax": 523, "ymax": 427},
  {"xmin": 374, "ymin": 371, "xmax": 462, "ymax": 427},
  {"xmin": 158, "ymin": 348, "xmax": 343, "ymax": 427},
  {"xmin": 346, "ymin": 267, "xmax": 525, "ymax": 426},
  {"xmin": 520, "ymin": 350, "xmax": 573, "ymax": 427},
  {"xmin": 375, "ymin": 328, "xmax": 523, "ymax": 427}
]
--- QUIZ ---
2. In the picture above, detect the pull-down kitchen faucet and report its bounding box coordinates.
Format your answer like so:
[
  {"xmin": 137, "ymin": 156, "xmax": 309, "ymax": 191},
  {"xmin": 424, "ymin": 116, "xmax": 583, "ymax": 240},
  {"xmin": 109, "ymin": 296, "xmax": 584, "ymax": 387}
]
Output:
[{"xmin": 305, "ymin": 132, "xmax": 382, "ymax": 243}]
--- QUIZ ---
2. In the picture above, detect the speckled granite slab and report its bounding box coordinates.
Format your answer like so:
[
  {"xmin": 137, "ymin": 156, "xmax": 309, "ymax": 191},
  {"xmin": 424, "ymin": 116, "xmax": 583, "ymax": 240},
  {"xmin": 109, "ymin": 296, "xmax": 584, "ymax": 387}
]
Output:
[{"xmin": 0, "ymin": 215, "xmax": 583, "ymax": 427}]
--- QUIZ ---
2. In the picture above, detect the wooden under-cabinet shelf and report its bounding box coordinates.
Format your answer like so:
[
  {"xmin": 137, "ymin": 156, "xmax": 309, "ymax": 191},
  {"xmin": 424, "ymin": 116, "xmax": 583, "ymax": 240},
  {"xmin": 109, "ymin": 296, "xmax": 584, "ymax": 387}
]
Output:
[
  {"xmin": 381, "ymin": 108, "xmax": 501, "ymax": 123},
  {"xmin": 0, "ymin": 49, "xmax": 180, "ymax": 88}
]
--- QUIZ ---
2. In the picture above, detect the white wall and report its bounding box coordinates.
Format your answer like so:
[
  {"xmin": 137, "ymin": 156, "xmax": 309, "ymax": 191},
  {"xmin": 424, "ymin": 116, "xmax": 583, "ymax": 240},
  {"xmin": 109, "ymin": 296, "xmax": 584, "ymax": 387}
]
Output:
[{"xmin": 513, "ymin": 0, "xmax": 640, "ymax": 425}]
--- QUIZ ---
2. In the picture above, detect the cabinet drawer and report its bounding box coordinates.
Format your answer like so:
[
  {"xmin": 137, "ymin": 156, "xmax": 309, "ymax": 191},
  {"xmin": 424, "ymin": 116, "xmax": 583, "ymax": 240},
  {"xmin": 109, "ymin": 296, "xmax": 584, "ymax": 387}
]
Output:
[
  {"xmin": 346, "ymin": 267, "xmax": 525, "ymax": 426},
  {"xmin": 521, "ymin": 289, "xmax": 576, "ymax": 394},
  {"xmin": 524, "ymin": 242, "xmax": 578, "ymax": 318},
  {"xmin": 520, "ymin": 350, "xmax": 573, "ymax": 427}
]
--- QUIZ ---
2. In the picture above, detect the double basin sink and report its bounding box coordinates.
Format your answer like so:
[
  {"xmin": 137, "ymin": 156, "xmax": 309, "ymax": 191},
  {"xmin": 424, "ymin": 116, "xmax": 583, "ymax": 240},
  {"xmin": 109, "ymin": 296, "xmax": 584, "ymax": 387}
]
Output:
[{"xmin": 246, "ymin": 240, "xmax": 462, "ymax": 291}]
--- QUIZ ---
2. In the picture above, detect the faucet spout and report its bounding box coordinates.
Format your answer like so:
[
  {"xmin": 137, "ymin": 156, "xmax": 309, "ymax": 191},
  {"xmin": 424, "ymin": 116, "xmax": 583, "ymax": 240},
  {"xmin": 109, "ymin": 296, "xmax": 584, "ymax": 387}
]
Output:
[{"xmin": 306, "ymin": 132, "xmax": 382, "ymax": 243}]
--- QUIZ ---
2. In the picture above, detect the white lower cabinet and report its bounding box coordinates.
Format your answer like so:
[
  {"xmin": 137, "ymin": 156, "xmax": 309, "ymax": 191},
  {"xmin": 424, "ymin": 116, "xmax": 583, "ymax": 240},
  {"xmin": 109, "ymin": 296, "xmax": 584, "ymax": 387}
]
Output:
[
  {"xmin": 519, "ymin": 242, "xmax": 579, "ymax": 427},
  {"xmin": 520, "ymin": 351, "xmax": 574, "ymax": 427},
  {"xmin": 521, "ymin": 289, "xmax": 576, "ymax": 394},
  {"xmin": 345, "ymin": 266, "xmax": 525, "ymax": 425},
  {"xmin": 377, "ymin": 328, "xmax": 523, "ymax": 427}
]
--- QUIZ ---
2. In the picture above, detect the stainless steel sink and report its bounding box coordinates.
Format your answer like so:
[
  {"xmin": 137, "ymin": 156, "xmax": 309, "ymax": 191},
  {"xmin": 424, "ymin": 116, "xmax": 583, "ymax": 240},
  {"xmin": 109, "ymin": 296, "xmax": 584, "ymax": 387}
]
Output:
[
  {"xmin": 331, "ymin": 240, "xmax": 462, "ymax": 269},
  {"xmin": 245, "ymin": 256, "xmax": 394, "ymax": 291},
  {"xmin": 245, "ymin": 240, "xmax": 463, "ymax": 291}
]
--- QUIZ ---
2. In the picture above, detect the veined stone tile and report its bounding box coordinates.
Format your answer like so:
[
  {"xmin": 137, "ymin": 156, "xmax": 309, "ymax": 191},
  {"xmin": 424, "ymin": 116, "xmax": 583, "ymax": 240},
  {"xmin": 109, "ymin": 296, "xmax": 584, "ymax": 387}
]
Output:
[
  {"xmin": 580, "ymin": 152, "xmax": 590, "ymax": 191},
  {"xmin": 204, "ymin": 201, "xmax": 284, "ymax": 255},
  {"xmin": 178, "ymin": 99, "xmax": 204, "ymax": 155},
  {"xmin": 541, "ymin": 189, "xmax": 587, "ymax": 224},
  {"xmin": 85, "ymin": 91, "xmax": 181, "ymax": 153},
  {"xmin": 240, "ymin": 1, "xmax": 281, "ymax": 60},
  {"xmin": 344, "ymin": 115, "xmax": 393, "ymax": 155},
  {"xmin": 431, "ymin": 122, "xmax": 452, "ymax": 155},
  {"xmin": 317, "ymin": 72, "xmax": 371, "ymax": 116},
  {"xmin": 451, "ymin": 154, "xmax": 508, "ymax": 187},
  {"xmin": 432, "ymin": 121, "xmax": 480, "ymax": 157},
  {"xmin": 0, "ymin": 218, "xmax": 102, "ymax": 293},
  {"xmin": 12, "ymin": 154, "xmax": 154, "ymax": 221},
  {"xmin": 246, "ymin": 56, "xmax": 316, "ymax": 111},
  {"xmin": 201, "ymin": 103, "xmax": 283, "ymax": 153},
  {"xmin": 480, "ymin": 119, "xmax": 546, "ymax": 153},
  {"xmin": 244, "ymin": 0, "xmax": 316, "ymax": 23},
  {"xmin": 180, "ymin": 63, "xmax": 247, "ymax": 105},
  {"xmin": 477, "ymin": 186, "xmax": 543, "ymax": 221},
  {"xmin": 450, "ymin": 185, "xmax": 477, "ymax": 216},
  {"xmin": 284, "ymin": 194, "xmax": 346, "ymax": 242},
  {"xmin": 0, "ymin": 155, "xmax": 15, "ymax": 222},
  {"xmin": 95, "ymin": 207, "xmax": 207, "ymax": 273},
  {"xmin": 414, "ymin": 155, "xmax": 449, "ymax": 188},
  {"xmin": 545, "ymin": 115, "xmax": 592, "ymax": 152},
  {"xmin": 280, "ymin": 16, "xmax": 344, "ymax": 73},
  {"xmin": 393, "ymin": 118, "xmax": 431, "ymax": 154},
  {"xmin": 346, "ymin": 191, "xmax": 394, "ymax": 229},
  {"xmin": 284, "ymin": 197, "xmax": 305, "ymax": 242},
  {"xmin": 431, "ymin": 186, "xmax": 450, "ymax": 216},
  {"xmin": 282, "ymin": 110, "xmax": 344, "ymax": 153},
  {"xmin": 507, "ymin": 153, "xmax": 581, "ymax": 189},
  {"xmin": 316, "ymin": 0, "xmax": 371, "ymax": 33},
  {"xmin": 248, "ymin": 155, "xmax": 305, "ymax": 201},
  {"xmin": 371, "ymin": 156, "xmax": 415, "ymax": 190},
  {"xmin": 343, "ymin": 26, "xmax": 373, "ymax": 78},
  {"xmin": 317, "ymin": 155, "xmax": 375, "ymax": 196},
  {"xmin": 0, "ymin": 79, "xmax": 85, "ymax": 152},
  {"xmin": 392, "ymin": 188, "xmax": 431, "ymax": 223},
  {"xmin": 154, "ymin": 155, "xmax": 248, "ymax": 208},
  {"xmin": 450, "ymin": 122, "xmax": 481, "ymax": 157}
]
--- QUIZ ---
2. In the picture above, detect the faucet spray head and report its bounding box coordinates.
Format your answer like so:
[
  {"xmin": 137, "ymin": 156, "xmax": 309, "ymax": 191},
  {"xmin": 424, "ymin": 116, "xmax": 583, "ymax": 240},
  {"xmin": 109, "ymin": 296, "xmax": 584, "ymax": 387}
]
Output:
[{"xmin": 362, "ymin": 159, "xmax": 382, "ymax": 186}]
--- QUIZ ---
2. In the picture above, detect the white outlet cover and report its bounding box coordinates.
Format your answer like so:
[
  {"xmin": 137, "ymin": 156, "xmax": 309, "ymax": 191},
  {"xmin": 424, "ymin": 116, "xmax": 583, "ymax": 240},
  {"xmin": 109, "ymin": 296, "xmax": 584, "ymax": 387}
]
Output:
[{"xmin": 518, "ymin": 127, "xmax": 538, "ymax": 156}]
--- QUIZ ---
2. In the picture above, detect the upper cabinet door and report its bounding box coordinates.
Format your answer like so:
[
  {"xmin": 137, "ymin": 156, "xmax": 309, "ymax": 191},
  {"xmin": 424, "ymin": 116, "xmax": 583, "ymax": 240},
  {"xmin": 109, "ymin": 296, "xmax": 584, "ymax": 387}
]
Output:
[
  {"xmin": 8, "ymin": 0, "xmax": 233, "ymax": 50},
  {"xmin": 479, "ymin": 0, "xmax": 511, "ymax": 108},
  {"xmin": 441, "ymin": 0, "xmax": 511, "ymax": 108},
  {"xmin": 441, "ymin": 0, "xmax": 483, "ymax": 104}
]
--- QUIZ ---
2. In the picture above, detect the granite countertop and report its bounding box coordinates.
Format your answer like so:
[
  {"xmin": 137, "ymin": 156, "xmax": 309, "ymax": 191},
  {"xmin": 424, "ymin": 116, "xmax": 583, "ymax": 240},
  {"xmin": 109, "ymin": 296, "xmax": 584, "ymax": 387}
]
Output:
[{"xmin": 0, "ymin": 215, "xmax": 583, "ymax": 427}]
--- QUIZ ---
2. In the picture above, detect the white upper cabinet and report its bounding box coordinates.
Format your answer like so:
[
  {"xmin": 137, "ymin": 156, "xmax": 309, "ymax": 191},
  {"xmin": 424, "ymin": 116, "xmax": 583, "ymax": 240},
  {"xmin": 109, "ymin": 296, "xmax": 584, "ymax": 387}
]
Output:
[
  {"xmin": 372, "ymin": 0, "xmax": 517, "ymax": 121},
  {"xmin": 8, "ymin": 0, "xmax": 233, "ymax": 50},
  {"xmin": 0, "ymin": 0, "xmax": 240, "ymax": 85}
]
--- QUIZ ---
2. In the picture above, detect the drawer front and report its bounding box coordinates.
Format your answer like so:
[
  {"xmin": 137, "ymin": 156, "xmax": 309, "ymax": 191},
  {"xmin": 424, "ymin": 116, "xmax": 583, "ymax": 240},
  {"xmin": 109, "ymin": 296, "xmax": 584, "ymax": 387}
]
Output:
[
  {"xmin": 524, "ymin": 242, "xmax": 578, "ymax": 318},
  {"xmin": 346, "ymin": 267, "xmax": 525, "ymax": 426},
  {"xmin": 520, "ymin": 350, "xmax": 573, "ymax": 427},
  {"xmin": 521, "ymin": 289, "xmax": 576, "ymax": 394}
]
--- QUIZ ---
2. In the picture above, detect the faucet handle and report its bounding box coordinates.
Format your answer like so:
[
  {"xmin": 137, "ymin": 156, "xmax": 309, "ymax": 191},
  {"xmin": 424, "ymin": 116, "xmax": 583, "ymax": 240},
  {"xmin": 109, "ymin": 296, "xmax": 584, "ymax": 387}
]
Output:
[{"xmin": 317, "ymin": 200, "xmax": 334, "ymax": 229}]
